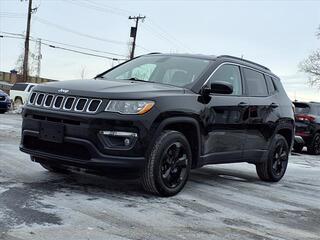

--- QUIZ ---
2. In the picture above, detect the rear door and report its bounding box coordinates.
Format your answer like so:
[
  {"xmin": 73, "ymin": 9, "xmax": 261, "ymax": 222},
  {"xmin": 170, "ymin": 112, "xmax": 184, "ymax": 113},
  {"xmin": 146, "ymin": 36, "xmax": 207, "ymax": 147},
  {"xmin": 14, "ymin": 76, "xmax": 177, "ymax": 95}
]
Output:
[{"xmin": 242, "ymin": 68, "xmax": 280, "ymax": 161}]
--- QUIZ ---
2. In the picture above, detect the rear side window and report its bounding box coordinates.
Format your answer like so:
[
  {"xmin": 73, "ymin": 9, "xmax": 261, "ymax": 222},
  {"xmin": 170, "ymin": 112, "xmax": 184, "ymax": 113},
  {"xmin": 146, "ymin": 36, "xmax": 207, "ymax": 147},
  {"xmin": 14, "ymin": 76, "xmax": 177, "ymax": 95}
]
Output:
[
  {"xmin": 11, "ymin": 83, "xmax": 27, "ymax": 91},
  {"xmin": 293, "ymin": 102, "xmax": 310, "ymax": 114},
  {"xmin": 209, "ymin": 64, "xmax": 242, "ymax": 95},
  {"xmin": 243, "ymin": 68, "xmax": 268, "ymax": 97},
  {"xmin": 265, "ymin": 75, "xmax": 276, "ymax": 94}
]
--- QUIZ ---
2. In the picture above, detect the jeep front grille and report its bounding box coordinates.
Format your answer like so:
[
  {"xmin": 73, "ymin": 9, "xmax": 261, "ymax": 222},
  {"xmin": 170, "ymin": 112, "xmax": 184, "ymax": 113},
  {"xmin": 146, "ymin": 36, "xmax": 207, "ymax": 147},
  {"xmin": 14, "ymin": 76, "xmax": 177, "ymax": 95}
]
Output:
[{"xmin": 28, "ymin": 92, "xmax": 103, "ymax": 113}]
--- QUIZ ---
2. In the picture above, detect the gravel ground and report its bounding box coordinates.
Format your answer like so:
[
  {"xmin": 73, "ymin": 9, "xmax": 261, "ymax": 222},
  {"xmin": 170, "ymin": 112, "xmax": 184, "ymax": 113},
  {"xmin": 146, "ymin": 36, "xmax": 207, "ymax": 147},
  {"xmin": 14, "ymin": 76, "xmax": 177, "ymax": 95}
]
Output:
[{"xmin": 0, "ymin": 113, "xmax": 319, "ymax": 240}]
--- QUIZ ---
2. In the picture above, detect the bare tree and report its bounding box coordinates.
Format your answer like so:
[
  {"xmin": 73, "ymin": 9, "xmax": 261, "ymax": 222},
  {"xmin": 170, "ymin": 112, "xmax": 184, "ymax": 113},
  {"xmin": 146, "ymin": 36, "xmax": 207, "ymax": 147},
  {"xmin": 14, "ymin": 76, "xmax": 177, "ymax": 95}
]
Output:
[
  {"xmin": 299, "ymin": 25, "xmax": 320, "ymax": 89},
  {"xmin": 300, "ymin": 50, "xmax": 320, "ymax": 88}
]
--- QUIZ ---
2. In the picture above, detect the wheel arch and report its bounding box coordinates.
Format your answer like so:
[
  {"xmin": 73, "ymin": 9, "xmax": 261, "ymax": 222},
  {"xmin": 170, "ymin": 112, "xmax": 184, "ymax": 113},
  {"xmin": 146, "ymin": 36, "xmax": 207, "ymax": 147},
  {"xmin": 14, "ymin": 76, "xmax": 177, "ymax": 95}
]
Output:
[
  {"xmin": 14, "ymin": 96, "xmax": 23, "ymax": 103},
  {"xmin": 277, "ymin": 127, "xmax": 294, "ymax": 149},
  {"xmin": 151, "ymin": 117, "xmax": 202, "ymax": 169}
]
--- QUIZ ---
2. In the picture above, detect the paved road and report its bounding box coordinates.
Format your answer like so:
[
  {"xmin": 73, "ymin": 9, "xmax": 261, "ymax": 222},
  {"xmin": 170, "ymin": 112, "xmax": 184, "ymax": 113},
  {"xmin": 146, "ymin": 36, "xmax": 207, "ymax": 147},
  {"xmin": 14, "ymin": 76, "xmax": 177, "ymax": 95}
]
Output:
[{"xmin": 0, "ymin": 113, "xmax": 319, "ymax": 240}]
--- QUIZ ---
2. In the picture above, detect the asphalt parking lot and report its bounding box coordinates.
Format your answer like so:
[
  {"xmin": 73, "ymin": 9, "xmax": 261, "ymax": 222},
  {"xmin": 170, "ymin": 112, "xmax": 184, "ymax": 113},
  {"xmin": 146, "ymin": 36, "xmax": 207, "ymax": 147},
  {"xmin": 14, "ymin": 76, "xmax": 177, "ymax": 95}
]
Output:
[{"xmin": 0, "ymin": 113, "xmax": 319, "ymax": 240}]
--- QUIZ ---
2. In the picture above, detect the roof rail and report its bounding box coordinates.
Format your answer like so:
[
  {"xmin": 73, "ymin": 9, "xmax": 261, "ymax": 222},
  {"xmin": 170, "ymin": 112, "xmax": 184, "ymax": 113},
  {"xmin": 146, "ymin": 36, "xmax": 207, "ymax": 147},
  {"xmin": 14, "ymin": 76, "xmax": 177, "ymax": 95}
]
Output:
[
  {"xmin": 218, "ymin": 55, "xmax": 270, "ymax": 71},
  {"xmin": 310, "ymin": 101, "xmax": 320, "ymax": 104}
]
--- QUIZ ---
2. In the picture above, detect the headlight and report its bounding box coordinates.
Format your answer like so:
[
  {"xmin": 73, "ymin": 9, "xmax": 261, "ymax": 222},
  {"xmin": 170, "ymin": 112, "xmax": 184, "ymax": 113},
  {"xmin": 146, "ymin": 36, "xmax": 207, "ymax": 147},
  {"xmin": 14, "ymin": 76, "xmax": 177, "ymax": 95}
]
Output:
[{"xmin": 105, "ymin": 100, "xmax": 155, "ymax": 115}]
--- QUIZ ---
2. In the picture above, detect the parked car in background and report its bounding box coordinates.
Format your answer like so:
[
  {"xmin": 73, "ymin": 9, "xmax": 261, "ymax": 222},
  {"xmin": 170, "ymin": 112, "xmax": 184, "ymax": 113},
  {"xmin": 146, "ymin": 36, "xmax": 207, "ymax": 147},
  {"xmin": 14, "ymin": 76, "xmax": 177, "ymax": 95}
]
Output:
[
  {"xmin": 0, "ymin": 89, "xmax": 11, "ymax": 114},
  {"xmin": 293, "ymin": 101, "xmax": 320, "ymax": 155},
  {"xmin": 20, "ymin": 54, "xmax": 294, "ymax": 196},
  {"xmin": 10, "ymin": 83, "xmax": 38, "ymax": 109}
]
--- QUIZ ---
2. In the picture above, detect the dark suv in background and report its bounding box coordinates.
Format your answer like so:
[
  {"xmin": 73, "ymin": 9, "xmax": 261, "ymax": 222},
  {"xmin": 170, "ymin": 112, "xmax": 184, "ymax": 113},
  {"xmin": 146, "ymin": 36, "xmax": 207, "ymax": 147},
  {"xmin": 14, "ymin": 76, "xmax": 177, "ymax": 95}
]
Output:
[
  {"xmin": 293, "ymin": 101, "xmax": 320, "ymax": 155},
  {"xmin": 20, "ymin": 53, "xmax": 294, "ymax": 196}
]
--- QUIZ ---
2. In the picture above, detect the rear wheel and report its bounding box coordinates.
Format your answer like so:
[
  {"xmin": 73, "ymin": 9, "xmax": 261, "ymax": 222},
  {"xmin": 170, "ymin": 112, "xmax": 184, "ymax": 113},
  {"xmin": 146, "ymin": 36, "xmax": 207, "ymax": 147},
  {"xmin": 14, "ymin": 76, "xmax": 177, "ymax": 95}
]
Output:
[
  {"xmin": 14, "ymin": 98, "xmax": 23, "ymax": 109},
  {"xmin": 0, "ymin": 110, "xmax": 5, "ymax": 114},
  {"xmin": 256, "ymin": 134, "xmax": 289, "ymax": 182},
  {"xmin": 141, "ymin": 130, "xmax": 191, "ymax": 197},
  {"xmin": 307, "ymin": 133, "xmax": 320, "ymax": 155}
]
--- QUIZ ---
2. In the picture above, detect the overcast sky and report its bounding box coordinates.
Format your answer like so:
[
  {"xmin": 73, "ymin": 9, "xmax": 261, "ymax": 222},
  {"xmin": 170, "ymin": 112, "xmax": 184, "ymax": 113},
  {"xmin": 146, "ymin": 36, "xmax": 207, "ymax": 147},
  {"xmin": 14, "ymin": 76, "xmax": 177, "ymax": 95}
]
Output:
[{"xmin": 0, "ymin": 0, "xmax": 319, "ymax": 101}]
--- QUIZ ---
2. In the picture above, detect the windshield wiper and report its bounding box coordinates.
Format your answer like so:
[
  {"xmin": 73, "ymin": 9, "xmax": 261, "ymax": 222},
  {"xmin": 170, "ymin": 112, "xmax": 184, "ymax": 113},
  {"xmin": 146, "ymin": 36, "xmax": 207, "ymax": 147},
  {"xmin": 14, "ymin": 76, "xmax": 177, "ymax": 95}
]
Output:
[{"xmin": 120, "ymin": 77, "xmax": 151, "ymax": 83}]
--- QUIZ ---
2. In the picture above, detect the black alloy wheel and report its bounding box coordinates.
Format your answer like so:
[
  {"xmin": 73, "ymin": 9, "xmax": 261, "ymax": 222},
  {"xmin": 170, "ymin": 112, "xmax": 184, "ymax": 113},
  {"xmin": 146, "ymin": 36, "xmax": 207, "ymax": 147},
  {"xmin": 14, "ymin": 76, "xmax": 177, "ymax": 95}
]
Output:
[
  {"xmin": 308, "ymin": 133, "xmax": 320, "ymax": 155},
  {"xmin": 141, "ymin": 130, "xmax": 192, "ymax": 197},
  {"xmin": 271, "ymin": 142, "xmax": 289, "ymax": 177},
  {"xmin": 256, "ymin": 134, "xmax": 289, "ymax": 182},
  {"xmin": 160, "ymin": 142, "xmax": 188, "ymax": 189}
]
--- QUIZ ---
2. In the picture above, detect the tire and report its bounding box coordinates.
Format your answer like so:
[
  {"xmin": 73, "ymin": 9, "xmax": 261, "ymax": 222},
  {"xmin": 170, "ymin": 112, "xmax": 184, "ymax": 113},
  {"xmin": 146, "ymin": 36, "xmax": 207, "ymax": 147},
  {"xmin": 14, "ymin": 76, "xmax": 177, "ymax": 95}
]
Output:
[
  {"xmin": 141, "ymin": 130, "xmax": 192, "ymax": 197},
  {"xmin": 307, "ymin": 133, "xmax": 320, "ymax": 155},
  {"xmin": 32, "ymin": 157, "xmax": 70, "ymax": 174},
  {"xmin": 256, "ymin": 134, "xmax": 289, "ymax": 182},
  {"xmin": 14, "ymin": 98, "xmax": 23, "ymax": 109},
  {"xmin": 0, "ymin": 110, "xmax": 5, "ymax": 114},
  {"xmin": 293, "ymin": 142, "xmax": 304, "ymax": 153}
]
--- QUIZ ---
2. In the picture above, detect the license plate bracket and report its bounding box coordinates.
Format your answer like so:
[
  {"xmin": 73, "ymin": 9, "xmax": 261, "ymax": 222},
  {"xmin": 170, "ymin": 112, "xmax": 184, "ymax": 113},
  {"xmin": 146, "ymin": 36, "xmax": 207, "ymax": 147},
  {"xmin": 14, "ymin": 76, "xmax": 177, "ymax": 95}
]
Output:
[{"xmin": 39, "ymin": 122, "xmax": 64, "ymax": 143}]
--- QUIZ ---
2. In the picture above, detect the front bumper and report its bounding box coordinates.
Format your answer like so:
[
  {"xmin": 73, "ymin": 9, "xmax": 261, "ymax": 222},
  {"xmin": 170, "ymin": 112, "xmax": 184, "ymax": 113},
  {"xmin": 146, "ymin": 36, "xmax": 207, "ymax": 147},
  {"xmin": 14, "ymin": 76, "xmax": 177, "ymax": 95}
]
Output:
[
  {"xmin": 20, "ymin": 107, "xmax": 153, "ymax": 169},
  {"xmin": 0, "ymin": 101, "xmax": 10, "ymax": 110}
]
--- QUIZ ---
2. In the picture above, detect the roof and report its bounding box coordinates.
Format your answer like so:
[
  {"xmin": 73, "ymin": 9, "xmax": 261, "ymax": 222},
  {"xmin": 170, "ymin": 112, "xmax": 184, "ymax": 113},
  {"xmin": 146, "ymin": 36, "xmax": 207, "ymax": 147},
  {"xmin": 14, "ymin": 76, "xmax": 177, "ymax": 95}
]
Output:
[{"xmin": 145, "ymin": 53, "xmax": 271, "ymax": 73}]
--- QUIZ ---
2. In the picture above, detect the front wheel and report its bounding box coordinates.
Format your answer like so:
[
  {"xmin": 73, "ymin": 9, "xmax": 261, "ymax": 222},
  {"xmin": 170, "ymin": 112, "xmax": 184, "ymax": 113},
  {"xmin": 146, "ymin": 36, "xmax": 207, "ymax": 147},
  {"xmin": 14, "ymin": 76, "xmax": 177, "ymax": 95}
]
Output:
[
  {"xmin": 141, "ymin": 130, "xmax": 192, "ymax": 197},
  {"xmin": 256, "ymin": 134, "xmax": 289, "ymax": 182}
]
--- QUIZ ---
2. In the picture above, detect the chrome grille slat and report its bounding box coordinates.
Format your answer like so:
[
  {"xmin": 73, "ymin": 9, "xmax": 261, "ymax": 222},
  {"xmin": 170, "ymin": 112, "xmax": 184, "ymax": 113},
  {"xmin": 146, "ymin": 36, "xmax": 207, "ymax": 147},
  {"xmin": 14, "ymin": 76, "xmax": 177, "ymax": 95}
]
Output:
[
  {"xmin": 86, "ymin": 99, "xmax": 102, "ymax": 113},
  {"xmin": 28, "ymin": 92, "xmax": 103, "ymax": 114},
  {"xmin": 53, "ymin": 95, "xmax": 65, "ymax": 109},
  {"xmin": 43, "ymin": 94, "xmax": 54, "ymax": 108},
  {"xmin": 35, "ymin": 93, "xmax": 45, "ymax": 106},
  {"xmin": 75, "ymin": 98, "xmax": 88, "ymax": 112},
  {"xmin": 63, "ymin": 97, "xmax": 76, "ymax": 111}
]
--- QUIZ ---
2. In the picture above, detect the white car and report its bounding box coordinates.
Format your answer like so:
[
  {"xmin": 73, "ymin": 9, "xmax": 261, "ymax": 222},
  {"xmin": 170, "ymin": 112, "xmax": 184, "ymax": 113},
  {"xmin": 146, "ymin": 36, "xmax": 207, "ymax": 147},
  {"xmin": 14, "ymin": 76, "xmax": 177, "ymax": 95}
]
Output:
[{"xmin": 10, "ymin": 83, "xmax": 38, "ymax": 108}]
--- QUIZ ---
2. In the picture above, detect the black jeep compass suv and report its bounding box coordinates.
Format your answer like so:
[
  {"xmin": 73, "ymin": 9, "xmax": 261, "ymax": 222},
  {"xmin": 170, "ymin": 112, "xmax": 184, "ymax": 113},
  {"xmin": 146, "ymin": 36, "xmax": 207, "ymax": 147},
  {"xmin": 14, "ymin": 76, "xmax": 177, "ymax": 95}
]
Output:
[{"xmin": 20, "ymin": 53, "xmax": 294, "ymax": 196}]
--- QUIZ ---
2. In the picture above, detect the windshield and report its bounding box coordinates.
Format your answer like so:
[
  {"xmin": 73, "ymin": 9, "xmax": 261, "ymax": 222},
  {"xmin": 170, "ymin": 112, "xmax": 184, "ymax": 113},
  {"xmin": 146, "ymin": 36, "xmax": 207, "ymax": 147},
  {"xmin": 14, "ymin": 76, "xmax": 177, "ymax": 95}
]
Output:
[{"xmin": 100, "ymin": 55, "xmax": 212, "ymax": 88}]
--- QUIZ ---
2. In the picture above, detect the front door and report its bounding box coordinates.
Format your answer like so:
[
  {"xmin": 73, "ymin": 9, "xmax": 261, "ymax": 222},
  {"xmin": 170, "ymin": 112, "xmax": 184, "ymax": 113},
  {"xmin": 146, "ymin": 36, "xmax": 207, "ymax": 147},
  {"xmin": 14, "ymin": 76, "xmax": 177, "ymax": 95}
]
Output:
[{"xmin": 201, "ymin": 64, "xmax": 250, "ymax": 164}]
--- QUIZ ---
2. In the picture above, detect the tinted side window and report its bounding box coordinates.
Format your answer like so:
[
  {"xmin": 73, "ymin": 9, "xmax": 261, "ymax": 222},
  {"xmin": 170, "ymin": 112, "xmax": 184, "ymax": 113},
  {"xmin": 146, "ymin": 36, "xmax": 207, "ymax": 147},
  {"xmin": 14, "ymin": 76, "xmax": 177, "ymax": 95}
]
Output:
[
  {"xmin": 11, "ymin": 83, "xmax": 27, "ymax": 91},
  {"xmin": 265, "ymin": 75, "xmax": 276, "ymax": 94},
  {"xmin": 209, "ymin": 64, "xmax": 242, "ymax": 95},
  {"xmin": 243, "ymin": 68, "xmax": 268, "ymax": 97}
]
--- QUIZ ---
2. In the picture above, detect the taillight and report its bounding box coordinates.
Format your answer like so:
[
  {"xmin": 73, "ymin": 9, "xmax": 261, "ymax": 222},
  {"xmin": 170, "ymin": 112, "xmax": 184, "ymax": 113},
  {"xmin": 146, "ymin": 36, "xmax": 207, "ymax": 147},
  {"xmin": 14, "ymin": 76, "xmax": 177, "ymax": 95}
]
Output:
[{"xmin": 295, "ymin": 114, "xmax": 316, "ymax": 122}]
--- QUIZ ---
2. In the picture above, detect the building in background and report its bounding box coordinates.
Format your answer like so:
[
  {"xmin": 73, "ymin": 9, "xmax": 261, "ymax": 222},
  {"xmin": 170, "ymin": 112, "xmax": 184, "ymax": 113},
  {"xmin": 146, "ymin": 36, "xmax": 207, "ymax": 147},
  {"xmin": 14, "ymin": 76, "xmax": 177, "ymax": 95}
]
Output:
[{"xmin": 0, "ymin": 70, "xmax": 57, "ymax": 94}]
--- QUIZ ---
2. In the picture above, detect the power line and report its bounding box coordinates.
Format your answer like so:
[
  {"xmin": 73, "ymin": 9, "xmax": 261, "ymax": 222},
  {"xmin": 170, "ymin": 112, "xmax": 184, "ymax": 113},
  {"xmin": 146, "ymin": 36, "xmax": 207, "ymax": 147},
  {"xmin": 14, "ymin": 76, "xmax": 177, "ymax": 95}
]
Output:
[
  {"xmin": 0, "ymin": 34, "xmax": 127, "ymax": 61},
  {"xmin": 33, "ymin": 16, "xmax": 129, "ymax": 46},
  {"xmin": 0, "ymin": 31, "xmax": 127, "ymax": 58},
  {"xmin": 41, "ymin": 42, "xmax": 126, "ymax": 60}
]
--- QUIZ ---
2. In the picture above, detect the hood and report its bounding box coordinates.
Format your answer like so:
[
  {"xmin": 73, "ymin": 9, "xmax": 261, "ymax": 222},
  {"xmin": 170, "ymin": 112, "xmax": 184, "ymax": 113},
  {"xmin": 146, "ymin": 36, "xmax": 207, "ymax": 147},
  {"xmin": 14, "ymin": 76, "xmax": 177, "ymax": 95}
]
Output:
[
  {"xmin": 34, "ymin": 79, "xmax": 186, "ymax": 99},
  {"xmin": 0, "ymin": 91, "xmax": 8, "ymax": 97}
]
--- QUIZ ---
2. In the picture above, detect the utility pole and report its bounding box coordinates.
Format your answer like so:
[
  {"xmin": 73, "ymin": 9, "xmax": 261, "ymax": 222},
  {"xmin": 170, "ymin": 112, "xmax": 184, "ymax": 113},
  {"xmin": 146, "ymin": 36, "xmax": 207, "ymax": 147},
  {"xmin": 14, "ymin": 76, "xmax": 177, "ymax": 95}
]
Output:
[
  {"xmin": 22, "ymin": 0, "xmax": 33, "ymax": 82},
  {"xmin": 129, "ymin": 15, "xmax": 146, "ymax": 59}
]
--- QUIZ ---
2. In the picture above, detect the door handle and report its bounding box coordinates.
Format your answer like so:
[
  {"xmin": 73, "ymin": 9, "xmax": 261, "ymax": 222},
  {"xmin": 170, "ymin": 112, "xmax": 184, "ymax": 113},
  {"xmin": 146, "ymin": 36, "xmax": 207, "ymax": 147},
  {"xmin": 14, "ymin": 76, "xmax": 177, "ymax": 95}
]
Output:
[
  {"xmin": 269, "ymin": 102, "xmax": 279, "ymax": 109},
  {"xmin": 238, "ymin": 102, "xmax": 249, "ymax": 108}
]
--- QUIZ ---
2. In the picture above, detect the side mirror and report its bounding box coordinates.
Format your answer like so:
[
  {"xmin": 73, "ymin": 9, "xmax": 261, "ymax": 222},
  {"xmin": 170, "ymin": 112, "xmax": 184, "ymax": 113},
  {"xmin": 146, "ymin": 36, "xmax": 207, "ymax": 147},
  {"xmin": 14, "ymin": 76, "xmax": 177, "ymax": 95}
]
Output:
[{"xmin": 210, "ymin": 81, "xmax": 233, "ymax": 94}]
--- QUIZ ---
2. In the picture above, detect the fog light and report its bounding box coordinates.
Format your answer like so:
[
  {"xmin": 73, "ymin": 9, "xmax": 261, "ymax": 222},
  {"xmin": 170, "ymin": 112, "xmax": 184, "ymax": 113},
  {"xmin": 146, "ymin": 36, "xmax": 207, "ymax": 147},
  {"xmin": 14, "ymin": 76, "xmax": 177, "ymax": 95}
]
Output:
[
  {"xmin": 99, "ymin": 131, "xmax": 138, "ymax": 138},
  {"xmin": 124, "ymin": 138, "xmax": 131, "ymax": 146},
  {"xmin": 98, "ymin": 130, "xmax": 138, "ymax": 149}
]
